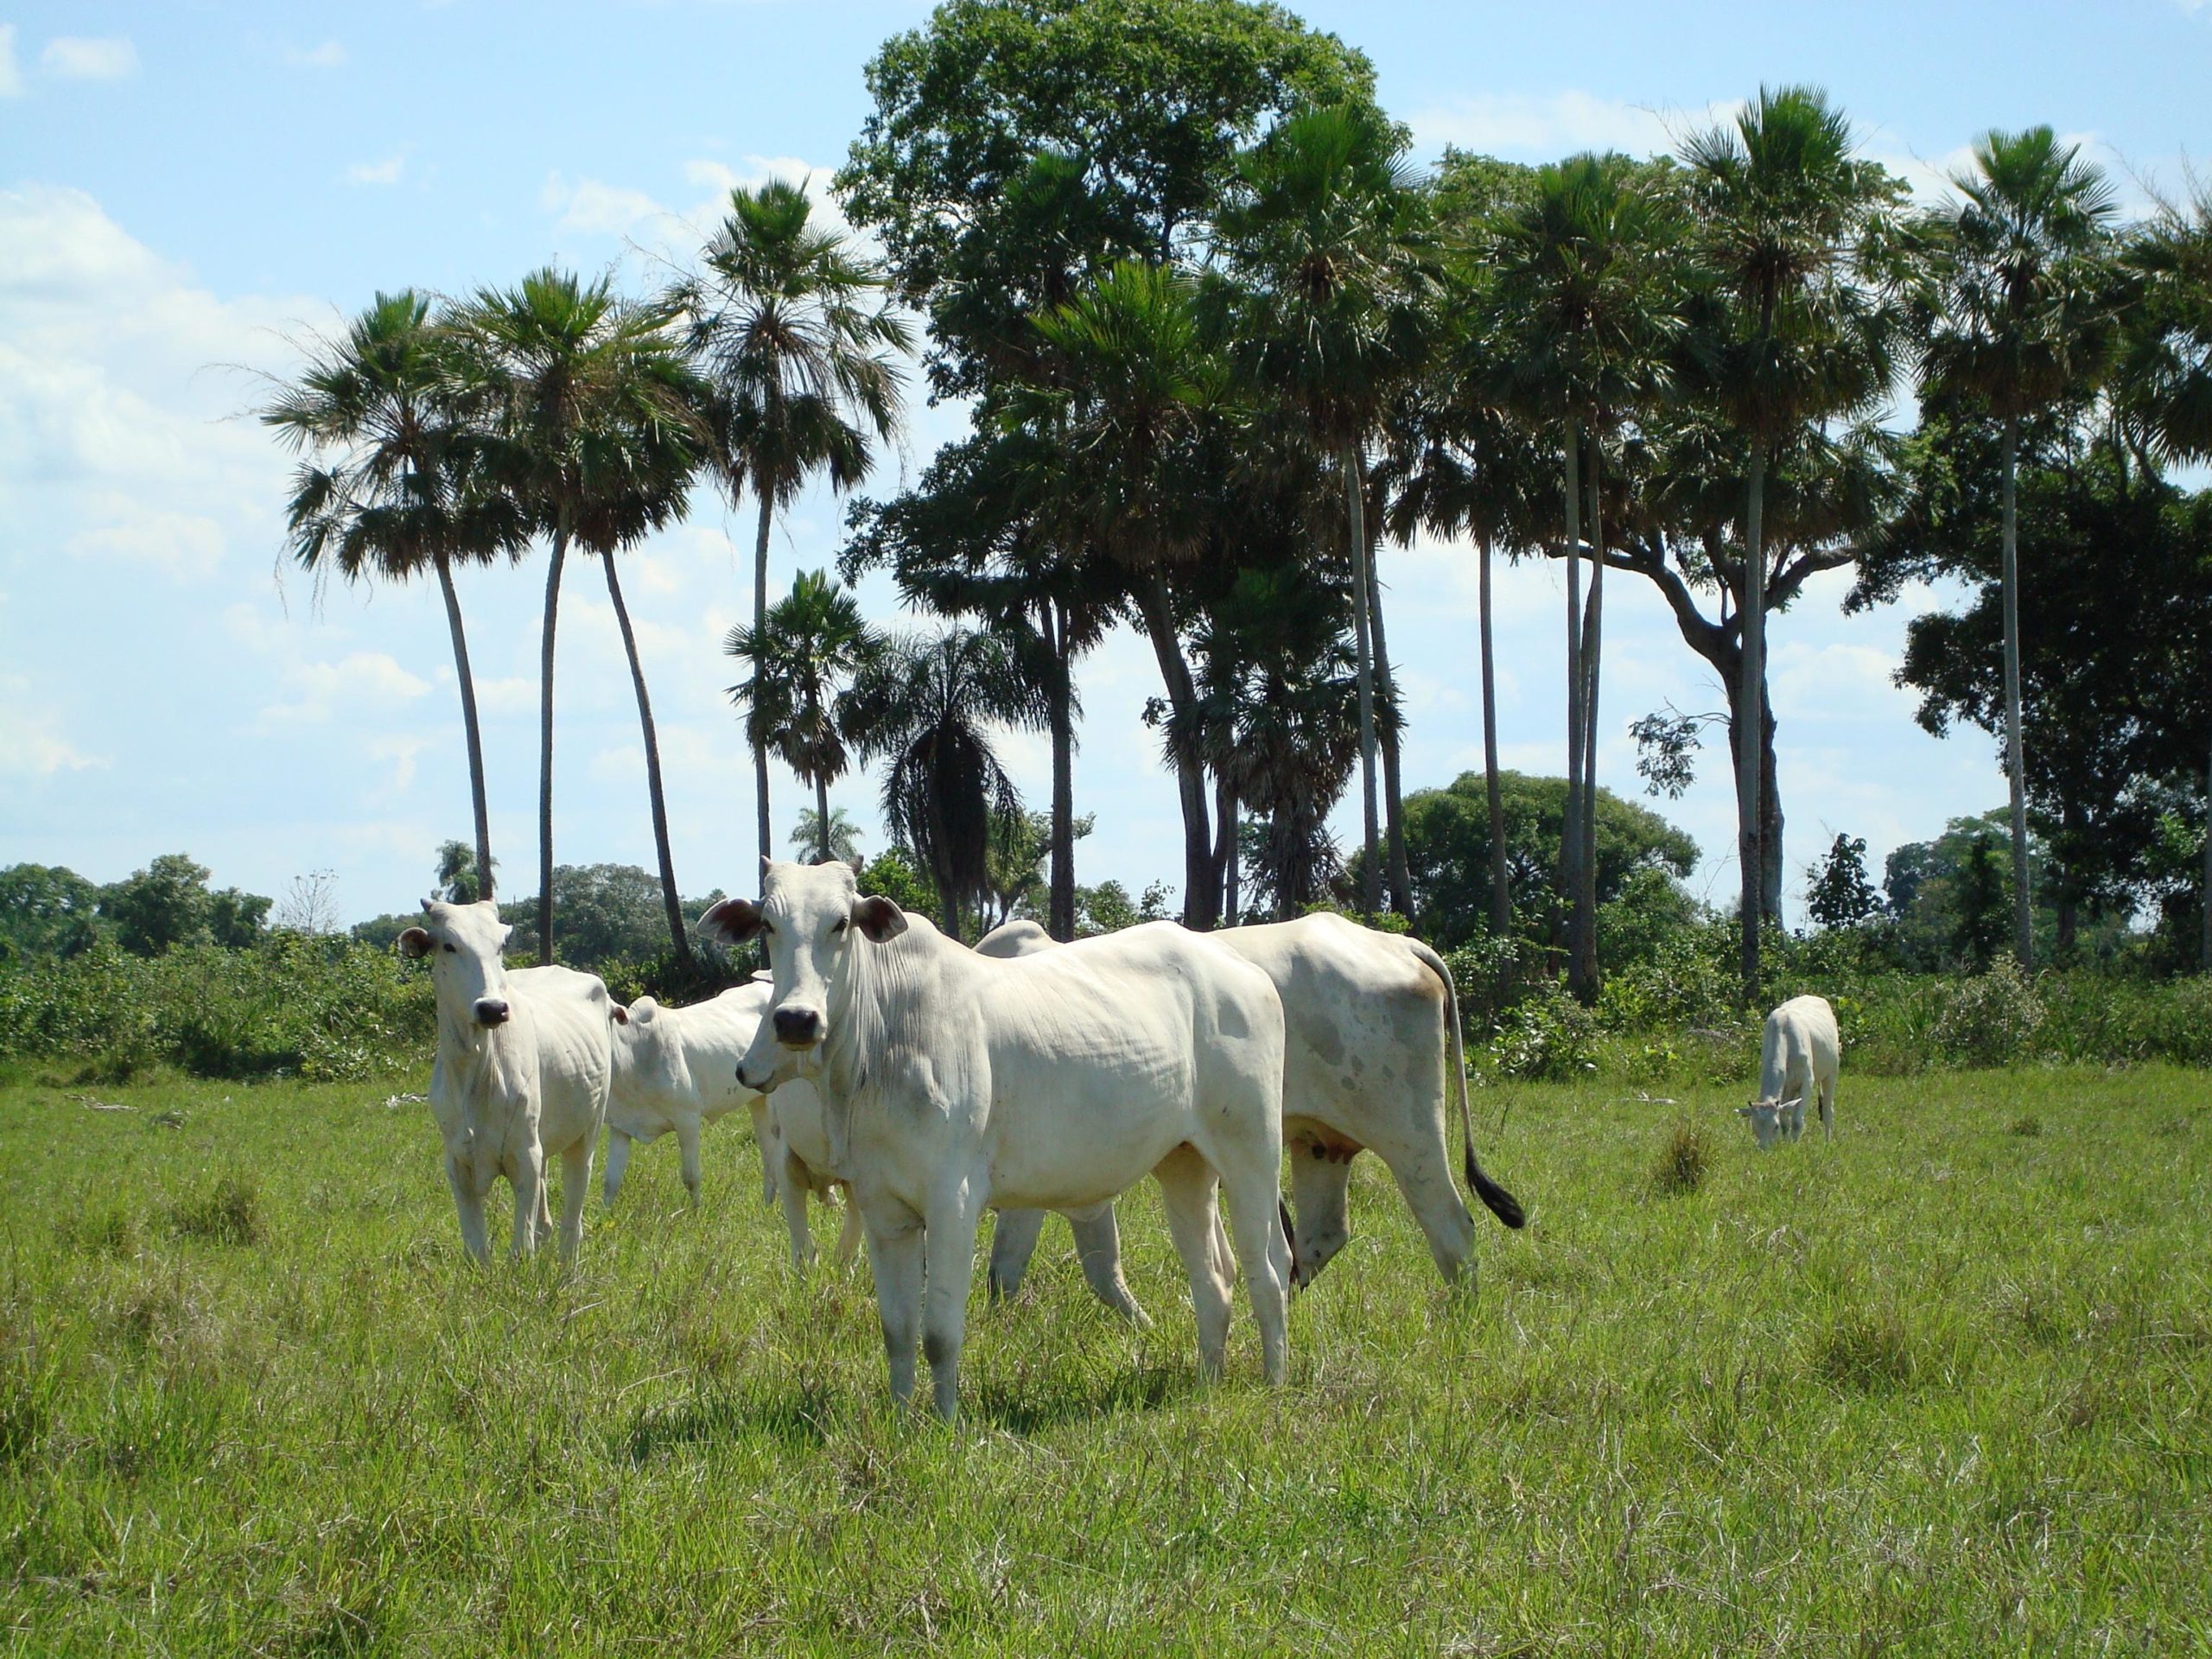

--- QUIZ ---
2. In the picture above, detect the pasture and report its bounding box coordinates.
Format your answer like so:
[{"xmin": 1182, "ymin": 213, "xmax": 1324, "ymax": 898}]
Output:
[{"xmin": 3, "ymin": 1065, "xmax": 2207, "ymax": 1655}]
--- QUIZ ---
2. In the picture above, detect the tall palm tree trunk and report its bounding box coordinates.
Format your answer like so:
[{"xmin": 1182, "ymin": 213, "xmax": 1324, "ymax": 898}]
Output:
[
  {"xmin": 1135, "ymin": 575, "xmax": 1217, "ymax": 931},
  {"xmin": 1479, "ymin": 533, "xmax": 1509, "ymax": 938},
  {"xmin": 1574, "ymin": 446, "xmax": 1605, "ymax": 996},
  {"xmin": 435, "ymin": 554, "xmax": 495, "ymax": 903},
  {"xmin": 1344, "ymin": 442, "xmax": 1381, "ymax": 917},
  {"xmin": 1359, "ymin": 464, "xmax": 1411, "ymax": 918},
  {"xmin": 753, "ymin": 493, "xmax": 775, "ymax": 878},
  {"xmin": 538, "ymin": 522, "xmax": 569, "ymax": 961},
  {"xmin": 2202, "ymin": 732, "xmax": 2212, "ymax": 973},
  {"xmin": 1999, "ymin": 416, "xmax": 2033, "ymax": 970},
  {"xmin": 1215, "ymin": 773, "xmax": 1240, "ymax": 926},
  {"xmin": 815, "ymin": 773, "xmax": 832, "ymax": 863},
  {"xmin": 602, "ymin": 552, "xmax": 693, "ymax": 968},
  {"xmin": 1560, "ymin": 426, "xmax": 1586, "ymax": 978},
  {"xmin": 1738, "ymin": 445, "xmax": 1768, "ymax": 1005},
  {"xmin": 1047, "ymin": 604, "xmax": 1077, "ymax": 944}
]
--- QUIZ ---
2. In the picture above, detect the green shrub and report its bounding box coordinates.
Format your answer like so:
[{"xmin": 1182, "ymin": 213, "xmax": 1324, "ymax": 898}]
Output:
[
  {"xmin": 1933, "ymin": 959, "xmax": 2048, "ymax": 1068},
  {"xmin": 1485, "ymin": 978, "xmax": 1598, "ymax": 1082}
]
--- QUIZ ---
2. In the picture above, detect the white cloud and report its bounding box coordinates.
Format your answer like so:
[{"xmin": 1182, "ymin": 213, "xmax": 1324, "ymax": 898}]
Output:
[
  {"xmin": 0, "ymin": 26, "xmax": 22, "ymax": 97},
  {"xmin": 257, "ymin": 652, "xmax": 432, "ymax": 730},
  {"xmin": 371, "ymin": 734, "xmax": 431, "ymax": 791},
  {"xmin": 69, "ymin": 500, "xmax": 227, "ymax": 581},
  {"xmin": 0, "ymin": 675, "xmax": 103, "ymax": 779},
  {"xmin": 1410, "ymin": 92, "xmax": 1738, "ymax": 162},
  {"xmin": 346, "ymin": 154, "xmax": 405, "ymax": 187},
  {"xmin": 283, "ymin": 40, "xmax": 346, "ymax": 69},
  {"xmin": 539, "ymin": 171, "xmax": 666, "ymax": 237},
  {"xmin": 41, "ymin": 35, "xmax": 137, "ymax": 82}
]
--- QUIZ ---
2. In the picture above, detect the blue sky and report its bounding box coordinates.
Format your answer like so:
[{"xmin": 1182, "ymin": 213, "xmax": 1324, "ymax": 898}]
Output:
[{"xmin": 3, "ymin": 1, "xmax": 2205, "ymax": 926}]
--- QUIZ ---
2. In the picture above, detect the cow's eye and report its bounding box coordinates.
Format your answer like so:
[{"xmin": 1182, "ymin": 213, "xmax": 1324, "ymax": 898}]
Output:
[
  {"xmin": 442, "ymin": 943, "xmax": 456, "ymax": 954},
  {"xmin": 832, "ymin": 919, "xmax": 848, "ymax": 936}
]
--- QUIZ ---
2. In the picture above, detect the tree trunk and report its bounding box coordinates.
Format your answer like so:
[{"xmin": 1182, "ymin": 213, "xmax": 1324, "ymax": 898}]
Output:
[
  {"xmin": 1759, "ymin": 691, "xmax": 1783, "ymax": 930},
  {"xmin": 1344, "ymin": 442, "xmax": 1381, "ymax": 918},
  {"xmin": 1573, "ymin": 439, "xmax": 1604, "ymax": 998},
  {"xmin": 601, "ymin": 551, "xmax": 693, "ymax": 969},
  {"xmin": 435, "ymin": 554, "xmax": 495, "ymax": 904},
  {"xmin": 1360, "ymin": 461, "xmax": 1411, "ymax": 917},
  {"xmin": 753, "ymin": 491, "xmax": 775, "ymax": 879},
  {"xmin": 1048, "ymin": 602, "xmax": 1077, "ymax": 944},
  {"xmin": 1479, "ymin": 533, "xmax": 1509, "ymax": 937},
  {"xmin": 815, "ymin": 773, "xmax": 832, "ymax": 864},
  {"xmin": 2000, "ymin": 416, "xmax": 2033, "ymax": 971},
  {"xmin": 537, "ymin": 521, "xmax": 569, "ymax": 962},
  {"xmin": 1560, "ymin": 425, "xmax": 1586, "ymax": 977},
  {"xmin": 1214, "ymin": 772, "xmax": 1240, "ymax": 926},
  {"xmin": 1135, "ymin": 574, "xmax": 1217, "ymax": 930},
  {"xmin": 1738, "ymin": 444, "xmax": 1768, "ymax": 1007}
]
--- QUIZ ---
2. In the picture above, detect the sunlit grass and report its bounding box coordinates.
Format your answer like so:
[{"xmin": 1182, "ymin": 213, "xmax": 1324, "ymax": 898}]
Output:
[{"xmin": 3, "ymin": 1065, "xmax": 2207, "ymax": 1653}]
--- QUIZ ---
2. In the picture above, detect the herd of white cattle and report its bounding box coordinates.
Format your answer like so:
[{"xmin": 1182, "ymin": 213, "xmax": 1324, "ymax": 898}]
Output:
[{"xmin": 400, "ymin": 858, "xmax": 1841, "ymax": 1421}]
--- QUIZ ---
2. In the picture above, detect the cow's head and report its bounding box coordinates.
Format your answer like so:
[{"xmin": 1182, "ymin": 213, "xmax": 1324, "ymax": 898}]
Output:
[
  {"xmin": 397, "ymin": 899, "xmax": 515, "ymax": 1032},
  {"xmin": 699, "ymin": 859, "xmax": 906, "ymax": 1091},
  {"xmin": 1738, "ymin": 1094, "xmax": 1798, "ymax": 1151}
]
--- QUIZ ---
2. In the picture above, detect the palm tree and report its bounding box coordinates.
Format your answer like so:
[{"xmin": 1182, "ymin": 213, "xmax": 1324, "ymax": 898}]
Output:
[
  {"xmin": 1921, "ymin": 127, "xmax": 2121, "ymax": 970},
  {"xmin": 454, "ymin": 270, "xmax": 704, "ymax": 965},
  {"xmin": 677, "ymin": 180, "xmax": 911, "ymax": 877},
  {"xmin": 727, "ymin": 569, "xmax": 880, "ymax": 863},
  {"xmin": 849, "ymin": 629, "xmax": 1050, "ymax": 942},
  {"xmin": 1482, "ymin": 151, "xmax": 1688, "ymax": 993},
  {"xmin": 1019, "ymin": 260, "xmax": 1237, "ymax": 929},
  {"xmin": 2121, "ymin": 184, "xmax": 2212, "ymax": 966},
  {"xmin": 789, "ymin": 807, "xmax": 866, "ymax": 864},
  {"xmin": 1682, "ymin": 86, "xmax": 1904, "ymax": 1001},
  {"xmin": 1216, "ymin": 103, "xmax": 1435, "ymax": 918},
  {"xmin": 264, "ymin": 291, "xmax": 525, "ymax": 906}
]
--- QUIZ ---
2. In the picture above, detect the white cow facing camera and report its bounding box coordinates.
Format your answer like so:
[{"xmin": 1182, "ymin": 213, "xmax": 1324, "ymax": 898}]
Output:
[
  {"xmin": 400, "ymin": 899, "xmax": 613, "ymax": 1262},
  {"xmin": 1741, "ymin": 994, "xmax": 1840, "ymax": 1150}
]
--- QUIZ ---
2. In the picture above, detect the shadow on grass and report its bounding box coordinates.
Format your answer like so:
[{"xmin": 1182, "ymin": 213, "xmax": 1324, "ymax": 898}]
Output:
[
  {"xmin": 963, "ymin": 1357, "xmax": 1195, "ymax": 1435},
  {"xmin": 624, "ymin": 1383, "xmax": 833, "ymax": 1461}
]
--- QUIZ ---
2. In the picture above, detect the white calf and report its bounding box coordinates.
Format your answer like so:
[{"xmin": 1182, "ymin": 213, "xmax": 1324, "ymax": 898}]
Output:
[
  {"xmin": 400, "ymin": 899, "xmax": 611, "ymax": 1262},
  {"xmin": 1741, "ymin": 995, "xmax": 1841, "ymax": 1149}
]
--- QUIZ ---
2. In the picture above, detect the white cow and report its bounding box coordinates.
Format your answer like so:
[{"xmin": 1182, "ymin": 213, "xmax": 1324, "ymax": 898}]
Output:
[
  {"xmin": 400, "ymin": 899, "xmax": 611, "ymax": 1262},
  {"xmin": 1740, "ymin": 994, "xmax": 1841, "ymax": 1149},
  {"xmin": 603, "ymin": 984, "xmax": 858, "ymax": 1265},
  {"xmin": 702, "ymin": 860, "xmax": 1292, "ymax": 1421},
  {"xmin": 978, "ymin": 914, "xmax": 1525, "ymax": 1304}
]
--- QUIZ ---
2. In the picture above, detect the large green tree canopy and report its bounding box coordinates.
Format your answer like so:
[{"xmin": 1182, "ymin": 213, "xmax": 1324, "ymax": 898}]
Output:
[
  {"xmin": 1395, "ymin": 771, "xmax": 1699, "ymax": 950},
  {"xmin": 836, "ymin": 0, "xmax": 1376, "ymax": 397}
]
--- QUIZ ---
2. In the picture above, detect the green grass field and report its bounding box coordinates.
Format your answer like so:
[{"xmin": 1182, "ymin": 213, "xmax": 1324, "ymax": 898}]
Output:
[{"xmin": 3, "ymin": 1064, "xmax": 2208, "ymax": 1655}]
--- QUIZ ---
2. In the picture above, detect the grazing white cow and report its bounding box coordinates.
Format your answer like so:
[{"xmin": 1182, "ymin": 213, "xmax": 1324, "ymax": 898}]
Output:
[
  {"xmin": 977, "ymin": 913, "xmax": 1525, "ymax": 1304},
  {"xmin": 702, "ymin": 860, "xmax": 1292, "ymax": 1420},
  {"xmin": 400, "ymin": 899, "xmax": 611, "ymax": 1262},
  {"xmin": 1740, "ymin": 994, "xmax": 1841, "ymax": 1149}
]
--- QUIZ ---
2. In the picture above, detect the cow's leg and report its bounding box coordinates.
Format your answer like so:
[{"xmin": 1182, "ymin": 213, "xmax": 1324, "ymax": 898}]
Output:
[
  {"xmin": 1819, "ymin": 1071, "xmax": 1836, "ymax": 1141},
  {"xmin": 749, "ymin": 1099, "xmax": 777, "ymax": 1209},
  {"xmin": 510, "ymin": 1141, "xmax": 545, "ymax": 1260},
  {"xmin": 601, "ymin": 1128, "xmax": 632, "ymax": 1205},
  {"xmin": 1286, "ymin": 1137, "xmax": 1356, "ymax": 1289},
  {"xmin": 446, "ymin": 1153, "xmax": 490, "ymax": 1263},
  {"xmin": 1068, "ymin": 1203, "xmax": 1151, "ymax": 1326},
  {"xmin": 987, "ymin": 1208, "xmax": 1047, "ymax": 1302},
  {"xmin": 775, "ymin": 1149, "xmax": 817, "ymax": 1270},
  {"xmin": 921, "ymin": 1168, "xmax": 988, "ymax": 1421},
  {"xmin": 1154, "ymin": 1146, "xmax": 1235, "ymax": 1380},
  {"xmin": 830, "ymin": 1182, "xmax": 863, "ymax": 1267},
  {"xmin": 859, "ymin": 1195, "xmax": 925, "ymax": 1408},
  {"xmin": 556, "ymin": 1136, "xmax": 593, "ymax": 1262},
  {"xmin": 1217, "ymin": 1154, "xmax": 1291, "ymax": 1386},
  {"xmin": 676, "ymin": 1117, "xmax": 703, "ymax": 1208}
]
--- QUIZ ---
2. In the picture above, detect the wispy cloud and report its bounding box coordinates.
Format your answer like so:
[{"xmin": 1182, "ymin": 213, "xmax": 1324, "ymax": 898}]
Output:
[
  {"xmin": 1409, "ymin": 91, "xmax": 1738, "ymax": 162},
  {"xmin": 0, "ymin": 674, "xmax": 103, "ymax": 779},
  {"xmin": 346, "ymin": 154, "xmax": 406, "ymax": 187},
  {"xmin": 283, "ymin": 40, "xmax": 347, "ymax": 69},
  {"xmin": 0, "ymin": 26, "xmax": 22, "ymax": 97},
  {"xmin": 41, "ymin": 35, "xmax": 137, "ymax": 82},
  {"xmin": 539, "ymin": 171, "xmax": 666, "ymax": 236}
]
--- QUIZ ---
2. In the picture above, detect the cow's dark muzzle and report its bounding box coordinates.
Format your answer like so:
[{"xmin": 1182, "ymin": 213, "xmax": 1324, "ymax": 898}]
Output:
[
  {"xmin": 474, "ymin": 999, "xmax": 512, "ymax": 1027},
  {"xmin": 772, "ymin": 1007, "xmax": 823, "ymax": 1048}
]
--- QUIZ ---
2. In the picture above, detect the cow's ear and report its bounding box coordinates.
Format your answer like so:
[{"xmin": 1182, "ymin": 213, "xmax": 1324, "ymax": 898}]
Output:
[
  {"xmin": 852, "ymin": 894, "xmax": 908, "ymax": 943},
  {"xmin": 699, "ymin": 897, "xmax": 764, "ymax": 945},
  {"xmin": 397, "ymin": 927, "xmax": 433, "ymax": 960},
  {"xmin": 848, "ymin": 855, "xmax": 865, "ymax": 879},
  {"xmin": 611, "ymin": 1004, "xmax": 629, "ymax": 1026},
  {"xmin": 498, "ymin": 924, "xmax": 514, "ymax": 951},
  {"xmin": 1736, "ymin": 1105, "xmax": 1755, "ymax": 1117}
]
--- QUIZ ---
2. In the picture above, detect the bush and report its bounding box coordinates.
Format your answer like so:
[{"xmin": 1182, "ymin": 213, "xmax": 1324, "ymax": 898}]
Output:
[
  {"xmin": 1932, "ymin": 959, "xmax": 2048, "ymax": 1068},
  {"xmin": 1484, "ymin": 978, "xmax": 1598, "ymax": 1082}
]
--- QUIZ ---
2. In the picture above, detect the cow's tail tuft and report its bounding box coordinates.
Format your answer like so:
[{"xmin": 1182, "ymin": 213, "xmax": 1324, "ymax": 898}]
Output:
[{"xmin": 1410, "ymin": 939, "xmax": 1527, "ymax": 1230}]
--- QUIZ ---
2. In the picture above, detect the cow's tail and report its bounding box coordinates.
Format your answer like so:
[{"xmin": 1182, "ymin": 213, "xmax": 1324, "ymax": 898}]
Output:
[{"xmin": 1409, "ymin": 939, "xmax": 1526, "ymax": 1230}]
